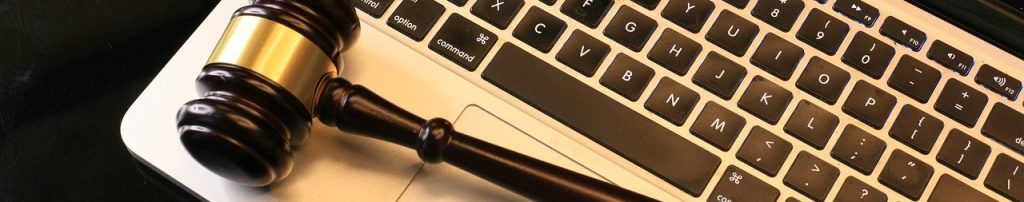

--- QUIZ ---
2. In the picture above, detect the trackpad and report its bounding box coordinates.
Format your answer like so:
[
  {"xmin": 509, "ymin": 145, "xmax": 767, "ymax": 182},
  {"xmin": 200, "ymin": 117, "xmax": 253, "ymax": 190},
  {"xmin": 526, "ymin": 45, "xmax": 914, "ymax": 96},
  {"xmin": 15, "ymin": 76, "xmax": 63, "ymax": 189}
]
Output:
[{"xmin": 398, "ymin": 105, "xmax": 602, "ymax": 201}]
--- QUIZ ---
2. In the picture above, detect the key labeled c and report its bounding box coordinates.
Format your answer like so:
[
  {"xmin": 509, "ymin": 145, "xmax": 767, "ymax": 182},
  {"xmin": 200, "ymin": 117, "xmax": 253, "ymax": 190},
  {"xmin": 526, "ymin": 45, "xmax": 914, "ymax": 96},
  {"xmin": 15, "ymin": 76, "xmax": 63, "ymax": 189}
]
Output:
[{"xmin": 535, "ymin": 23, "xmax": 546, "ymax": 34}]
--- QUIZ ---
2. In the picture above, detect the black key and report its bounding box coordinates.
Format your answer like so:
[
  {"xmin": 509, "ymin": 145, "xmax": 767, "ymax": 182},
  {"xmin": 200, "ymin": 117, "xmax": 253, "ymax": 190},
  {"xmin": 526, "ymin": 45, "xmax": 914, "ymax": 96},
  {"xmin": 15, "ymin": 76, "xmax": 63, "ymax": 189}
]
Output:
[
  {"xmin": 428, "ymin": 14, "xmax": 498, "ymax": 70},
  {"xmin": 472, "ymin": 0, "xmax": 525, "ymax": 29},
  {"xmin": 982, "ymin": 103, "xmax": 1024, "ymax": 155},
  {"xmin": 738, "ymin": 76, "xmax": 793, "ymax": 124},
  {"xmin": 842, "ymin": 32, "xmax": 895, "ymax": 79},
  {"xmin": 514, "ymin": 7, "xmax": 567, "ymax": 52},
  {"xmin": 814, "ymin": 0, "xmax": 826, "ymax": 3},
  {"xmin": 786, "ymin": 197, "xmax": 800, "ymax": 202},
  {"xmin": 834, "ymin": 177, "xmax": 886, "ymax": 202},
  {"xmin": 796, "ymin": 57, "xmax": 850, "ymax": 104},
  {"xmin": 353, "ymin": 0, "xmax": 395, "ymax": 18},
  {"xmin": 797, "ymin": 9, "xmax": 849, "ymax": 55},
  {"xmin": 751, "ymin": 33, "xmax": 804, "ymax": 80},
  {"xmin": 784, "ymin": 151, "xmax": 840, "ymax": 202},
  {"xmin": 692, "ymin": 52, "xmax": 747, "ymax": 99},
  {"xmin": 560, "ymin": 0, "xmax": 611, "ymax": 28},
  {"xmin": 784, "ymin": 100, "xmax": 839, "ymax": 149},
  {"xmin": 604, "ymin": 6, "xmax": 657, "ymax": 52},
  {"xmin": 879, "ymin": 17, "xmax": 926, "ymax": 51},
  {"xmin": 556, "ymin": 30, "xmax": 610, "ymax": 76},
  {"xmin": 936, "ymin": 129, "xmax": 991, "ymax": 179},
  {"xmin": 831, "ymin": 125, "xmax": 886, "ymax": 174},
  {"xmin": 648, "ymin": 29, "xmax": 701, "ymax": 75},
  {"xmin": 887, "ymin": 55, "xmax": 941, "ymax": 102},
  {"xmin": 690, "ymin": 102, "xmax": 746, "ymax": 150},
  {"xmin": 539, "ymin": 0, "xmax": 556, "ymax": 5},
  {"xmin": 706, "ymin": 10, "xmax": 759, "ymax": 56},
  {"xmin": 929, "ymin": 174, "xmax": 998, "ymax": 202},
  {"xmin": 843, "ymin": 81, "xmax": 896, "ymax": 129},
  {"xmin": 600, "ymin": 54, "xmax": 655, "ymax": 101},
  {"xmin": 984, "ymin": 154, "xmax": 1024, "ymax": 201},
  {"xmin": 661, "ymin": 0, "xmax": 714, "ymax": 33},
  {"xmin": 723, "ymin": 0, "xmax": 748, "ymax": 8},
  {"xmin": 644, "ymin": 77, "xmax": 700, "ymax": 125},
  {"xmin": 976, "ymin": 64, "xmax": 1022, "ymax": 100},
  {"xmin": 633, "ymin": 0, "xmax": 660, "ymax": 10},
  {"xmin": 889, "ymin": 105, "xmax": 943, "ymax": 153},
  {"xmin": 483, "ymin": 43, "xmax": 722, "ymax": 196},
  {"xmin": 751, "ymin": 0, "xmax": 805, "ymax": 31},
  {"xmin": 934, "ymin": 79, "xmax": 987, "ymax": 126},
  {"xmin": 879, "ymin": 150, "xmax": 934, "ymax": 200},
  {"xmin": 832, "ymin": 0, "xmax": 879, "ymax": 27},
  {"xmin": 927, "ymin": 40, "xmax": 974, "ymax": 76},
  {"xmin": 449, "ymin": 0, "xmax": 469, "ymax": 6},
  {"xmin": 736, "ymin": 126, "xmax": 793, "ymax": 176},
  {"xmin": 388, "ymin": 0, "xmax": 445, "ymax": 41},
  {"xmin": 709, "ymin": 166, "xmax": 780, "ymax": 202}
]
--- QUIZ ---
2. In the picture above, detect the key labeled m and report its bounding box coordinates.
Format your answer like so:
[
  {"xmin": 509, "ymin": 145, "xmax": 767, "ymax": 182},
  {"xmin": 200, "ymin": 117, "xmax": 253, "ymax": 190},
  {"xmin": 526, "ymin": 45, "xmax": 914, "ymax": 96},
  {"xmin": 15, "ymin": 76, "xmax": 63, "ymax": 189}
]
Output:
[{"xmin": 711, "ymin": 118, "xmax": 726, "ymax": 133}]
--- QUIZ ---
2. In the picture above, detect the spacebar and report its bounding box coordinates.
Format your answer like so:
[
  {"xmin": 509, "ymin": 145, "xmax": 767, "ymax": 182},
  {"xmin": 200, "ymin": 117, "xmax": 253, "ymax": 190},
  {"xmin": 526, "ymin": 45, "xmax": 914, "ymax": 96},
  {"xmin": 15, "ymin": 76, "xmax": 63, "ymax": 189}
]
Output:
[{"xmin": 482, "ymin": 43, "xmax": 721, "ymax": 196}]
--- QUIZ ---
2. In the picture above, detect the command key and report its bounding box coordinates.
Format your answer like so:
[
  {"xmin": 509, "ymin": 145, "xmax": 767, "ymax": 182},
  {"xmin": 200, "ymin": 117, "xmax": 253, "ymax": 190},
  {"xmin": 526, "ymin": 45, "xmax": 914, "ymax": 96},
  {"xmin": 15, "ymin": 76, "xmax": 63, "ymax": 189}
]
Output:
[{"xmin": 429, "ymin": 14, "xmax": 498, "ymax": 70}]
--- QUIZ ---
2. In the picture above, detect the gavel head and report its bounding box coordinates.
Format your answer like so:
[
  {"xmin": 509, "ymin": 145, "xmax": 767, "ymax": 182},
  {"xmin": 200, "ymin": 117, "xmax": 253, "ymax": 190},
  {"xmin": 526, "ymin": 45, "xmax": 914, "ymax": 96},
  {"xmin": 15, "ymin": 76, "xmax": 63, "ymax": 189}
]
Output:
[{"xmin": 175, "ymin": 0, "xmax": 359, "ymax": 186}]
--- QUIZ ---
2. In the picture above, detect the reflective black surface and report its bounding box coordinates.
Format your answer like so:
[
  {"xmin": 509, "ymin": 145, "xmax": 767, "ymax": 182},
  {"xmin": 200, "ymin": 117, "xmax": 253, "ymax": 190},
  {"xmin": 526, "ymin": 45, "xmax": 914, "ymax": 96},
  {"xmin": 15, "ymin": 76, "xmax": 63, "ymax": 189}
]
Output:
[{"xmin": 0, "ymin": 0, "xmax": 217, "ymax": 200}]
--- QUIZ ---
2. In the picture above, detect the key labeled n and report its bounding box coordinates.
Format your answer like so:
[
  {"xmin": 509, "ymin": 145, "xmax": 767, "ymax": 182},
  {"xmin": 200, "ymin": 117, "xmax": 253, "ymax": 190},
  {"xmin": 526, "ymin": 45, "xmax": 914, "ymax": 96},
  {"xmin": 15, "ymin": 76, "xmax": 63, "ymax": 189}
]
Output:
[{"xmin": 666, "ymin": 93, "xmax": 680, "ymax": 107}]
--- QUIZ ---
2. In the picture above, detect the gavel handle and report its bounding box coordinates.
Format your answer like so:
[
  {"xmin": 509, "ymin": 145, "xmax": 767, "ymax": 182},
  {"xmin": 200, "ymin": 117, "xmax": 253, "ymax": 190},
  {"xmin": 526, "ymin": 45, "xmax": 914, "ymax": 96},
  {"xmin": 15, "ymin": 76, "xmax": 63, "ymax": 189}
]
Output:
[{"xmin": 316, "ymin": 78, "xmax": 655, "ymax": 201}]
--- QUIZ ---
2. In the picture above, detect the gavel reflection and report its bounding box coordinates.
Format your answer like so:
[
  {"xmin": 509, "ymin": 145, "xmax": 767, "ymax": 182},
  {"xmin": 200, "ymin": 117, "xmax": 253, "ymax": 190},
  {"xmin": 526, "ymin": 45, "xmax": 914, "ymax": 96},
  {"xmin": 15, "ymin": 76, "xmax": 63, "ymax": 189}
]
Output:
[{"xmin": 175, "ymin": 0, "xmax": 654, "ymax": 200}]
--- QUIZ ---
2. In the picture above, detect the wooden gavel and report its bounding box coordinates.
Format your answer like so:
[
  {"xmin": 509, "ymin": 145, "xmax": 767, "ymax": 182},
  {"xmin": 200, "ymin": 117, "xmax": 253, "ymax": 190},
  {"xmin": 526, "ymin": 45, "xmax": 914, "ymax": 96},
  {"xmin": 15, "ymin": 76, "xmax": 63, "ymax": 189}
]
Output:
[{"xmin": 175, "ymin": 0, "xmax": 654, "ymax": 200}]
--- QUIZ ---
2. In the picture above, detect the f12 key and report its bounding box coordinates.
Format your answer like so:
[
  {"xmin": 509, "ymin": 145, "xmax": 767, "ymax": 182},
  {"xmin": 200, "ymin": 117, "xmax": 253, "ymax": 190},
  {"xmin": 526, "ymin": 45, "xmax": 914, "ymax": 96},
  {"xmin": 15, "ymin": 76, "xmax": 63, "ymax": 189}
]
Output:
[
  {"xmin": 976, "ymin": 64, "xmax": 1022, "ymax": 100},
  {"xmin": 880, "ymin": 17, "xmax": 925, "ymax": 51}
]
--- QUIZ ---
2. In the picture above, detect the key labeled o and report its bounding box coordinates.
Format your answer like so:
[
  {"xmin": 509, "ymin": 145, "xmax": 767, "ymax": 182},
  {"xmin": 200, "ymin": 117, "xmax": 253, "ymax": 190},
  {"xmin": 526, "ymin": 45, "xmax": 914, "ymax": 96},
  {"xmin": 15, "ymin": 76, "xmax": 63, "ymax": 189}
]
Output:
[{"xmin": 818, "ymin": 73, "xmax": 830, "ymax": 85}]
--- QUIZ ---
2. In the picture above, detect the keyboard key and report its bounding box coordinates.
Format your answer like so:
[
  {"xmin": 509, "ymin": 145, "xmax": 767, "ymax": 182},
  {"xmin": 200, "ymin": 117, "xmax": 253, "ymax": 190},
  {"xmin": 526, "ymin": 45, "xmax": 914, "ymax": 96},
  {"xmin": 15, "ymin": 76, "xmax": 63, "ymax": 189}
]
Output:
[
  {"xmin": 738, "ymin": 76, "xmax": 793, "ymax": 124},
  {"xmin": 751, "ymin": 33, "xmax": 804, "ymax": 80},
  {"xmin": 560, "ymin": 0, "xmax": 611, "ymax": 28},
  {"xmin": 706, "ymin": 10, "xmax": 759, "ymax": 56},
  {"xmin": 633, "ymin": 0, "xmax": 660, "ymax": 10},
  {"xmin": 751, "ymin": 0, "xmax": 805, "ymax": 31},
  {"xmin": 353, "ymin": 0, "xmax": 395, "ymax": 18},
  {"xmin": 934, "ymin": 79, "xmax": 987, "ymax": 126},
  {"xmin": 661, "ymin": 0, "xmax": 714, "ymax": 33},
  {"xmin": 878, "ymin": 149, "xmax": 933, "ymax": 200},
  {"xmin": 690, "ymin": 102, "xmax": 746, "ymax": 150},
  {"xmin": 483, "ymin": 43, "xmax": 721, "ymax": 196},
  {"xmin": 600, "ymin": 54, "xmax": 654, "ymax": 101},
  {"xmin": 796, "ymin": 57, "xmax": 850, "ymax": 104},
  {"xmin": 985, "ymin": 154, "xmax": 1024, "ymax": 201},
  {"xmin": 831, "ymin": 125, "xmax": 885, "ymax": 174},
  {"xmin": 835, "ymin": 177, "xmax": 886, "ymax": 202},
  {"xmin": 889, "ymin": 105, "xmax": 943, "ymax": 153},
  {"xmin": 887, "ymin": 55, "xmax": 941, "ymax": 102},
  {"xmin": 387, "ymin": 0, "xmax": 445, "ymax": 41},
  {"xmin": 693, "ymin": 52, "xmax": 747, "ymax": 99},
  {"xmin": 514, "ymin": 7, "xmax": 567, "ymax": 52},
  {"xmin": 929, "ymin": 174, "xmax": 998, "ymax": 202},
  {"xmin": 784, "ymin": 100, "xmax": 839, "ymax": 149},
  {"xmin": 736, "ymin": 126, "xmax": 793, "ymax": 176},
  {"xmin": 982, "ymin": 103, "xmax": 1024, "ymax": 155},
  {"xmin": 786, "ymin": 197, "xmax": 801, "ymax": 202},
  {"xmin": 709, "ymin": 166, "xmax": 780, "ymax": 202},
  {"xmin": 842, "ymin": 32, "xmax": 895, "ymax": 79},
  {"xmin": 832, "ymin": 0, "xmax": 879, "ymax": 27},
  {"xmin": 784, "ymin": 151, "xmax": 840, "ymax": 202},
  {"xmin": 644, "ymin": 77, "xmax": 700, "ymax": 125},
  {"xmin": 843, "ymin": 81, "xmax": 896, "ymax": 129},
  {"xmin": 604, "ymin": 6, "xmax": 657, "ymax": 52},
  {"xmin": 556, "ymin": 30, "xmax": 610, "ymax": 77},
  {"xmin": 879, "ymin": 17, "xmax": 926, "ymax": 51},
  {"xmin": 976, "ymin": 64, "xmax": 1022, "ymax": 100},
  {"xmin": 472, "ymin": 0, "xmax": 525, "ymax": 29},
  {"xmin": 428, "ymin": 14, "xmax": 498, "ymax": 70},
  {"xmin": 722, "ymin": 0, "xmax": 749, "ymax": 8},
  {"xmin": 936, "ymin": 129, "xmax": 991, "ymax": 179},
  {"xmin": 797, "ymin": 9, "xmax": 849, "ymax": 55},
  {"xmin": 648, "ymin": 29, "xmax": 701, "ymax": 75},
  {"xmin": 927, "ymin": 40, "xmax": 974, "ymax": 76}
]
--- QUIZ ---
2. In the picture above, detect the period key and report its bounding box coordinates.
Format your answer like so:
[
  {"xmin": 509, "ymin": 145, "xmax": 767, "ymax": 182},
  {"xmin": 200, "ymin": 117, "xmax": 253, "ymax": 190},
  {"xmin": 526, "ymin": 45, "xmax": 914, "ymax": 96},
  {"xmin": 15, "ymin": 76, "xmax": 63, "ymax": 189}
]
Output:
[{"xmin": 428, "ymin": 14, "xmax": 498, "ymax": 70}]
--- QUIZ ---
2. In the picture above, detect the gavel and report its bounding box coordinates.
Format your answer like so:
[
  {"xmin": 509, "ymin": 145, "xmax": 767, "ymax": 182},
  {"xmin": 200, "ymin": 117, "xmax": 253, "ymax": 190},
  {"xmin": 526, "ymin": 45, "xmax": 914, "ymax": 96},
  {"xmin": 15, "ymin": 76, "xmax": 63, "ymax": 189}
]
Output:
[{"xmin": 175, "ymin": 0, "xmax": 655, "ymax": 200}]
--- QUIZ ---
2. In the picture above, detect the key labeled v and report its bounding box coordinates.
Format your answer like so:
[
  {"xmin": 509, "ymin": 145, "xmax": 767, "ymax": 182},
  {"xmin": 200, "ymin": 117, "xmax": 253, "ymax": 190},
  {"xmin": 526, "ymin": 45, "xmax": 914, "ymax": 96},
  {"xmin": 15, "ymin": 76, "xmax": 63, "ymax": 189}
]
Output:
[{"xmin": 579, "ymin": 45, "xmax": 591, "ymax": 57}]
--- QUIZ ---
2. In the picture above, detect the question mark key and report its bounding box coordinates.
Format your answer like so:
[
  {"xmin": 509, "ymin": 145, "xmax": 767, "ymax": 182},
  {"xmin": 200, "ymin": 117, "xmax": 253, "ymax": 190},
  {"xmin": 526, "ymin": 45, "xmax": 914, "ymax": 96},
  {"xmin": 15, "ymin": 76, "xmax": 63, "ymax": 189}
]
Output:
[{"xmin": 835, "ymin": 177, "xmax": 886, "ymax": 202}]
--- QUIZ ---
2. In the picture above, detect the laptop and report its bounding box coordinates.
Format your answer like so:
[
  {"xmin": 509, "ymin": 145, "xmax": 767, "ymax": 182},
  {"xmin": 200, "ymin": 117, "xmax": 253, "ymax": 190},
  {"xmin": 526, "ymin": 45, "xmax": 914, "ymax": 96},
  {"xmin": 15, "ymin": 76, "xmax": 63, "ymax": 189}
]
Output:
[{"xmin": 121, "ymin": 0, "xmax": 1024, "ymax": 201}]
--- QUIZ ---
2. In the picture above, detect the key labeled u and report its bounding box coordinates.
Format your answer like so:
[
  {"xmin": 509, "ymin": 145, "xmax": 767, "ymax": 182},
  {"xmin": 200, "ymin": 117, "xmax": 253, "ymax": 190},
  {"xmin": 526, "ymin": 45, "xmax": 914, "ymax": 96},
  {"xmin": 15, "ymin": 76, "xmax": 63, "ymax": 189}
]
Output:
[{"xmin": 727, "ymin": 25, "xmax": 740, "ymax": 37}]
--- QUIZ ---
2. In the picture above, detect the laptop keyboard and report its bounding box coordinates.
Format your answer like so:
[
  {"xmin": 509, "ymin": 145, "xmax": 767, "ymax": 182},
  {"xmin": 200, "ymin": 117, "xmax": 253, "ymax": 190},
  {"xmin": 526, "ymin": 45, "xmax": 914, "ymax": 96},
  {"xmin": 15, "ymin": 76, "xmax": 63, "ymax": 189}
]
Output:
[{"xmin": 352, "ymin": 0, "xmax": 1024, "ymax": 200}]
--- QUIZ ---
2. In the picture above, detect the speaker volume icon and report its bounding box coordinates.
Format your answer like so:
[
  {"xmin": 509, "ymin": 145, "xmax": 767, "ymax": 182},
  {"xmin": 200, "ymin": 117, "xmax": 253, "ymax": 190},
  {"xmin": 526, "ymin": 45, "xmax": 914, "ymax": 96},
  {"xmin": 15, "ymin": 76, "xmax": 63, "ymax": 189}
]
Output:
[{"xmin": 994, "ymin": 76, "xmax": 1008, "ymax": 87}]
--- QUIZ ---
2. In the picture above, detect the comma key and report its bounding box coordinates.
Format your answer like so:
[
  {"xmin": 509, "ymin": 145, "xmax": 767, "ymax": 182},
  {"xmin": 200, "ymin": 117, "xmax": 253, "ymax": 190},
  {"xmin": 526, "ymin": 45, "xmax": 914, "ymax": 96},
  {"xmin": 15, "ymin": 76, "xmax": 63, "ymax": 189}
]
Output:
[{"xmin": 428, "ymin": 14, "xmax": 498, "ymax": 71}]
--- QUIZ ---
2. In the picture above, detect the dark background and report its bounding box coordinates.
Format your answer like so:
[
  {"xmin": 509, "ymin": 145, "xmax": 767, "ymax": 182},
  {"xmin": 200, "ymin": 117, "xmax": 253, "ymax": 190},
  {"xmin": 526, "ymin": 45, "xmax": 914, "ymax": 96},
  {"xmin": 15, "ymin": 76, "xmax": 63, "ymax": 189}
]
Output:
[{"xmin": 1, "ymin": 0, "xmax": 218, "ymax": 200}]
